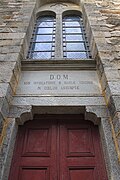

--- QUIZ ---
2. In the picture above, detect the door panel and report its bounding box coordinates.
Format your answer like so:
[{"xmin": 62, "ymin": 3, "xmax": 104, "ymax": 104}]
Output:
[
  {"xmin": 64, "ymin": 124, "xmax": 94, "ymax": 156},
  {"xmin": 9, "ymin": 115, "xmax": 108, "ymax": 180},
  {"xmin": 20, "ymin": 167, "xmax": 49, "ymax": 180},
  {"xmin": 68, "ymin": 167, "xmax": 96, "ymax": 180},
  {"xmin": 22, "ymin": 128, "xmax": 51, "ymax": 156},
  {"xmin": 59, "ymin": 120, "xmax": 107, "ymax": 180},
  {"xmin": 9, "ymin": 119, "xmax": 57, "ymax": 180}
]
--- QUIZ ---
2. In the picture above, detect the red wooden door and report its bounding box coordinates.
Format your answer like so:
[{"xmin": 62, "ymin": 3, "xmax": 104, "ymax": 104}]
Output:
[{"xmin": 9, "ymin": 115, "xmax": 108, "ymax": 180}]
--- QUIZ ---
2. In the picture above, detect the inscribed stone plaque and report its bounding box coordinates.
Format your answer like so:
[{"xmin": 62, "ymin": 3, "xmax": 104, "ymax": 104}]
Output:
[{"xmin": 16, "ymin": 71, "xmax": 102, "ymax": 96}]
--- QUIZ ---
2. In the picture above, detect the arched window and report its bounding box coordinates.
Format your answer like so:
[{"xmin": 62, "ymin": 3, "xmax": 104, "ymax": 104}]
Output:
[
  {"xmin": 27, "ymin": 11, "xmax": 91, "ymax": 60},
  {"xmin": 62, "ymin": 15, "xmax": 91, "ymax": 59},
  {"xmin": 28, "ymin": 16, "xmax": 56, "ymax": 59}
]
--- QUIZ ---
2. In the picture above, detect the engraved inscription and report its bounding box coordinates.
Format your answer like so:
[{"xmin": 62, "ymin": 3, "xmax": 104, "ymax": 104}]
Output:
[
  {"xmin": 16, "ymin": 71, "xmax": 101, "ymax": 96},
  {"xmin": 50, "ymin": 74, "xmax": 68, "ymax": 80}
]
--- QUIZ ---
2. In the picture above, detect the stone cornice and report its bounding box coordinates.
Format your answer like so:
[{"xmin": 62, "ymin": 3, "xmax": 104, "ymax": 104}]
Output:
[{"xmin": 21, "ymin": 59, "xmax": 96, "ymax": 71}]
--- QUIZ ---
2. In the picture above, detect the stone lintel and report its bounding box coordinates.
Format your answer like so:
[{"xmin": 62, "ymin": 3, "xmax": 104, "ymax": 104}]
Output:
[{"xmin": 12, "ymin": 96, "xmax": 106, "ymax": 106}]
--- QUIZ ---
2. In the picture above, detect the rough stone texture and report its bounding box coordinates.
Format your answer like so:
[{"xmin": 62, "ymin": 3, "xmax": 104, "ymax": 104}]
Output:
[
  {"xmin": 0, "ymin": 1, "xmax": 36, "ymax": 179},
  {"xmin": 16, "ymin": 70, "xmax": 102, "ymax": 96},
  {"xmin": 0, "ymin": 97, "xmax": 9, "ymax": 120},
  {"xmin": 0, "ymin": 114, "xmax": 4, "ymax": 134},
  {"xmin": 113, "ymin": 112, "xmax": 120, "ymax": 135},
  {"xmin": 0, "ymin": 119, "xmax": 18, "ymax": 180},
  {"xmin": 12, "ymin": 96, "xmax": 106, "ymax": 106},
  {"xmin": 99, "ymin": 117, "xmax": 120, "ymax": 180},
  {"xmin": 0, "ymin": 3, "xmax": 34, "ymax": 126},
  {"xmin": 0, "ymin": 0, "xmax": 36, "ymax": 123},
  {"xmin": 0, "ymin": 0, "xmax": 120, "ymax": 179},
  {"xmin": 9, "ymin": 103, "xmax": 108, "ymax": 126},
  {"xmin": 118, "ymin": 134, "xmax": 120, "ymax": 154},
  {"xmin": 0, "ymin": 83, "xmax": 12, "ymax": 103},
  {"xmin": 83, "ymin": 0, "xmax": 120, "ymax": 169}
]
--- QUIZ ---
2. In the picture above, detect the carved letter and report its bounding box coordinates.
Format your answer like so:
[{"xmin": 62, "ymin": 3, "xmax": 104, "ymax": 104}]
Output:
[
  {"xmin": 63, "ymin": 74, "xmax": 68, "ymax": 80},
  {"xmin": 57, "ymin": 75, "xmax": 61, "ymax": 80},
  {"xmin": 50, "ymin": 75, "xmax": 54, "ymax": 80}
]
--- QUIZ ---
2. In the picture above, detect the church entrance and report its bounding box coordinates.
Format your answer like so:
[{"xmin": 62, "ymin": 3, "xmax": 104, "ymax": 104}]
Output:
[{"xmin": 9, "ymin": 115, "xmax": 108, "ymax": 180}]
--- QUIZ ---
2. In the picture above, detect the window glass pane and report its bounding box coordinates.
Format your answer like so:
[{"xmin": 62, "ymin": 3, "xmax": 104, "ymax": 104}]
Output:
[
  {"xmin": 32, "ymin": 43, "xmax": 52, "ymax": 51},
  {"xmin": 37, "ymin": 28, "xmax": 53, "ymax": 34},
  {"xmin": 64, "ymin": 21, "xmax": 80, "ymax": 27},
  {"xmin": 30, "ymin": 52, "xmax": 51, "ymax": 59},
  {"xmin": 65, "ymin": 52, "xmax": 88, "ymax": 59},
  {"xmin": 62, "ymin": 15, "xmax": 91, "ymax": 59},
  {"xmin": 35, "ymin": 35, "xmax": 53, "ymax": 42},
  {"xmin": 37, "ymin": 21, "xmax": 54, "ymax": 27},
  {"xmin": 28, "ymin": 15, "xmax": 55, "ymax": 60},
  {"xmin": 63, "ymin": 16, "xmax": 80, "ymax": 21},
  {"xmin": 66, "ymin": 43, "xmax": 85, "ymax": 51},
  {"xmin": 65, "ymin": 27, "xmax": 82, "ymax": 33},
  {"xmin": 63, "ymin": 46, "xmax": 66, "ymax": 51},
  {"xmin": 65, "ymin": 35, "xmax": 83, "ymax": 41}
]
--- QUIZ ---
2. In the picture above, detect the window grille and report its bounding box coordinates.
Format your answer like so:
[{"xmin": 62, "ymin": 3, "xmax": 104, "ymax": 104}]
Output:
[
  {"xmin": 27, "ymin": 14, "xmax": 91, "ymax": 60},
  {"xmin": 28, "ymin": 16, "xmax": 56, "ymax": 59},
  {"xmin": 62, "ymin": 15, "xmax": 91, "ymax": 59}
]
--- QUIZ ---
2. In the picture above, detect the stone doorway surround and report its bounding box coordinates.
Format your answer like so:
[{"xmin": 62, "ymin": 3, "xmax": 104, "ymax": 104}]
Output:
[{"xmin": 0, "ymin": 104, "xmax": 120, "ymax": 180}]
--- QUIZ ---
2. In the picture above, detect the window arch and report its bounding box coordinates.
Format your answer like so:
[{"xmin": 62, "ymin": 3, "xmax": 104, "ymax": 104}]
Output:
[
  {"xmin": 28, "ymin": 15, "xmax": 56, "ymax": 59},
  {"xmin": 27, "ymin": 9, "xmax": 91, "ymax": 60},
  {"xmin": 62, "ymin": 15, "xmax": 91, "ymax": 59}
]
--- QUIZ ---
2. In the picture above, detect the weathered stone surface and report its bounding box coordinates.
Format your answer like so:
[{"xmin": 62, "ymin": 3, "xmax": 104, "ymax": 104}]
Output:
[
  {"xmin": 0, "ymin": 118, "xmax": 18, "ymax": 180},
  {"xmin": 12, "ymin": 96, "xmax": 106, "ymax": 106},
  {"xmin": 0, "ymin": 112, "xmax": 4, "ymax": 133},
  {"xmin": 0, "ymin": 83, "xmax": 13, "ymax": 103},
  {"xmin": 0, "ymin": 61, "xmax": 19, "ymax": 93},
  {"xmin": 0, "ymin": 97, "xmax": 9, "ymax": 119},
  {"xmin": 16, "ymin": 70, "xmax": 102, "ymax": 96},
  {"xmin": 0, "ymin": 33, "xmax": 25, "ymax": 40},
  {"xmin": 0, "ymin": 53, "xmax": 21, "ymax": 62},
  {"xmin": 9, "ymin": 105, "xmax": 33, "ymax": 125},
  {"xmin": 103, "ymin": 81, "xmax": 120, "ymax": 106},
  {"xmin": 0, "ymin": 62, "xmax": 16, "ymax": 83},
  {"xmin": 0, "ymin": 39, "xmax": 22, "ymax": 46},
  {"xmin": 12, "ymin": 60, "xmax": 21, "ymax": 83},
  {"xmin": 117, "ymin": 134, "xmax": 120, "ymax": 154},
  {"xmin": 112, "ymin": 112, "xmax": 120, "ymax": 135},
  {"xmin": 103, "ymin": 81, "xmax": 120, "ymax": 108},
  {"xmin": 86, "ymin": 105, "xmax": 109, "ymax": 119},
  {"xmin": 0, "ymin": 45, "xmax": 22, "ymax": 54},
  {"xmin": 9, "ymin": 73, "xmax": 18, "ymax": 93},
  {"xmin": 99, "ymin": 117, "xmax": 120, "ymax": 180},
  {"xmin": 100, "ymin": 70, "xmax": 107, "ymax": 91},
  {"xmin": 108, "ymin": 96, "xmax": 120, "ymax": 117},
  {"xmin": 0, "ymin": 0, "xmax": 36, "ymax": 138},
  {"xmin": 108, "ymin": 81, "xmax": 120, "ymax": 95},
  {"xmin": 104, "ymin": 68, "xmax": 120, "ymax": 81}
]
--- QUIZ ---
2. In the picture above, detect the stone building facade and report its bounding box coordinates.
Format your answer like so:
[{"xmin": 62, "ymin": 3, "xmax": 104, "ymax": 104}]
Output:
[{"xmin": 0, "ymin": 0, "xmax": 120, "ymax": 179}]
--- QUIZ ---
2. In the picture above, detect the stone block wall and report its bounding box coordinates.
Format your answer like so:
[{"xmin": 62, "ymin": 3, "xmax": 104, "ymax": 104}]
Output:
[
  {"xmin": 82, "ymin": 0, "xmax": 120, "ymax": 161},
  {"xmin": 0, "ymin": 0, "xmax": 36, "ymax": 129},
  {"xmin": 0, "ymin": 0, "xmax": 36, "ymax": 178}
]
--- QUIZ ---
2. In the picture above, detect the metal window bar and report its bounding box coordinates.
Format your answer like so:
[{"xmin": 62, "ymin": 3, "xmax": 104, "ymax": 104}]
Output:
[
  {"xmin": 62, "ymin": 15, "xmax": 91, "ymax": 59},
  {"xmin": 27, "ymin": 16, "xmax": 56, "ymax": 59}
]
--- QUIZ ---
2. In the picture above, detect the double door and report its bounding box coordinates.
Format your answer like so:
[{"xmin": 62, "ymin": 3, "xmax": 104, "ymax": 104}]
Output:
[{"xmin": 9, "ymin": 115, "xmax": 108, "ymax": 180}]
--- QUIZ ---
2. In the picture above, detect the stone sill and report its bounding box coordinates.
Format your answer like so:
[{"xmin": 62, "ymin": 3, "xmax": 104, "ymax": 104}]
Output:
[{"xmin": 21, "ymin": 59, "xmax": 96, "ymax": 71}]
